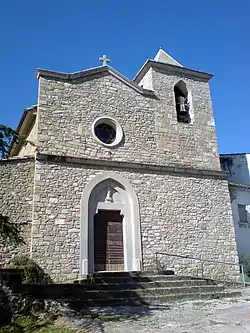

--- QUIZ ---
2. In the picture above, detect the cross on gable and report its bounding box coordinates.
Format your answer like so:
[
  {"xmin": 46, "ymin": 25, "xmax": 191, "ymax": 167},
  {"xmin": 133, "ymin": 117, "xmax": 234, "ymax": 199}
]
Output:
[{"xmin": 99, "ymin": 54, "xmax": 110, "ymax": 66}]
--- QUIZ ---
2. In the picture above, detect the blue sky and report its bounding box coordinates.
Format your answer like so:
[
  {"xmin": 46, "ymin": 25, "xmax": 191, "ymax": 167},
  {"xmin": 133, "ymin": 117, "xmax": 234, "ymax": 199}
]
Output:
[{"xmin": 0, "ymin": 0, "xmax": 249, "ymax": 154}]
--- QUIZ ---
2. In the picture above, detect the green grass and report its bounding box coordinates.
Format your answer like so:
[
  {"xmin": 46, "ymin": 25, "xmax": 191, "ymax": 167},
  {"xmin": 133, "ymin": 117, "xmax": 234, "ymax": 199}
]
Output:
[
  {"xmin": 97, "ymin": 314, "xmax": 121, "ymax": 322},
  {"xmin": 0, "ymin": 315, "xmax": 80, "ymax": 333}
]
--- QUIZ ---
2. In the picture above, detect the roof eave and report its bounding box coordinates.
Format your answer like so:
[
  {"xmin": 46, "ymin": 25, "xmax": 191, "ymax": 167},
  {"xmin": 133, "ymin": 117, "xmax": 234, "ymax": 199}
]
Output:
[
  {"xmin": 36, "ymin": 66, "xmax": 156, "ymax": 98},
  {"xmin": 220, "ymin": 153, "xmax": 250, "ymax": 156},
  {"xmin": 134, "ymin": 60, "xmax": 213, "ymax": 83},
  {"xmin": 9, "ymin": 105, "xmax": 37, "ymax": 156},
  {"xmin": 229, "ymin": 182, "xmax": 250, "ymax": 190},
  {"xmin": 15, "ymin": 105, "xmax": 37, "ymax": 134}
]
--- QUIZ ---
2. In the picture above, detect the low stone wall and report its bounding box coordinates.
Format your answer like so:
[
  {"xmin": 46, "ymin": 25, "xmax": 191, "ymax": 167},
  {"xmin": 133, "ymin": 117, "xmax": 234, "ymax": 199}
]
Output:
[
  {"xmin": 0, "ymin": 268, "xmax": 23, "ymax": 291},
  {"xmin": 0, "ymin": 268, "xmax": 23, "ymax": 326},
  {"xmin": 0, "ymin": 158, "xmax": 34, "ymax": 266}
]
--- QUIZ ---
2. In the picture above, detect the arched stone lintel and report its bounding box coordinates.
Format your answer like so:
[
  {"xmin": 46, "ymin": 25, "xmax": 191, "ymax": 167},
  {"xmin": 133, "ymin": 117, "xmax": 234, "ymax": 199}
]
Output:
[{"xmin": 80, "ymin": 171, "xmax": 142, "ymax": 275}]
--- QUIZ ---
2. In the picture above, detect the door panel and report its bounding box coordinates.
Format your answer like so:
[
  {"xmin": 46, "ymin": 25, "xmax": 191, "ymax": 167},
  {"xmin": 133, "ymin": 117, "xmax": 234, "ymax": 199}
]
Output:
[{"xmin": 94, "ymin": 210, "xmax": 124, "ymax": 271}]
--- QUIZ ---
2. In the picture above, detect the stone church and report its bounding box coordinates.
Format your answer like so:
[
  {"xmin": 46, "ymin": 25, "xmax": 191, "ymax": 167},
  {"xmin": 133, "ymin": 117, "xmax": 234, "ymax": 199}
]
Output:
[{"xmin": 0, "ymin": 49, "xmax": 239, "ymax": 281}]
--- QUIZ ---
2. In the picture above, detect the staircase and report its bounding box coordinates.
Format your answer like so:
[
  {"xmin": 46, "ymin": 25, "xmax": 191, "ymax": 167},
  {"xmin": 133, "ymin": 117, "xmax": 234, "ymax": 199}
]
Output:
[{"xmin": 21, "ymin": 272, "xmax": 241, "ymax": 307}]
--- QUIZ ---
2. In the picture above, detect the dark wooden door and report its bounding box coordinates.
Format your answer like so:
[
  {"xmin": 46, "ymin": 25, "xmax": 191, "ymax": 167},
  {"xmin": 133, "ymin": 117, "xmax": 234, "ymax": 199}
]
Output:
[{"xmin": 94, "ymin": 210, "xmax": 124, "ymax": 271}]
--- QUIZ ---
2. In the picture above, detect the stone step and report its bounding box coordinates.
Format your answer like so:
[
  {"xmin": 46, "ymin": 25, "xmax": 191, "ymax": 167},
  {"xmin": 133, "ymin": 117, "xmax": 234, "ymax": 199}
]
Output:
[
  {"xmin": 64, "ymin": 290, "xmax": 241, "ymax": 307},
  {"xmin": 74, "ymin": 285, "xmax": 225, "ymax": 298},
  {"xmin": 80, "ymin": 279, "xmax": 208, "ymax": 290},
  {"xmin": 90, "ymin": 271, "xmax": 205, "ymax": 279},
  {"xmin": 88, "ymin": 271, "xmax": 152, "ymax": 278},
  {"xmin": 85, "ymin": 274, "xmax": 210, "ymax": 284},
  {"xmin": 19, "ymin": 272, "xmax": 241, "ymax": 307},
  {"xmin": 21, "ymin": 284, "xmax": 224, "ymax": 299}
]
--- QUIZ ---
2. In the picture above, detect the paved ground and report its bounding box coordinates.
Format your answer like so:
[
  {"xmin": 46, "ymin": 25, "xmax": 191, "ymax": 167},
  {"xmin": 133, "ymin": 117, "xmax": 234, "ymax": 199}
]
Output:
[
  {"xmin": 65, "ymin": 288, "xmax": 250, "ymax": 332},
  {"xmin": 101, "ymin": 299, "xmax": 250, "ymax": 333}
]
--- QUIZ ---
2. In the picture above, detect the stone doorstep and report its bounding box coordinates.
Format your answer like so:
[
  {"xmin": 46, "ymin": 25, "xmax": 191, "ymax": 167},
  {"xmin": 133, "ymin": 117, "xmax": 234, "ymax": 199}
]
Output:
[
  {"xmin": 88, "ymin": 271, "xmax": 154, "ymax": 276},
  {"xmin": 85, "ymin": 275, "xmax": 208, "ymax": 283},
  {"xmin": 78, "ymin": 279, "xmax": 208, "ymax": 289},
  {"xmin": 86, "ymin": 271, "xmax": 177, "ymax": 278}
]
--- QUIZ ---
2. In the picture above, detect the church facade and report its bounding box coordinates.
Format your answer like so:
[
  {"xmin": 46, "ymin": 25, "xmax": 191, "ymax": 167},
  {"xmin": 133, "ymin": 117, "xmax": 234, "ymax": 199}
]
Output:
[{"xmin": 0, "ymin": 49, "xmax": 239, "ymax": 281}]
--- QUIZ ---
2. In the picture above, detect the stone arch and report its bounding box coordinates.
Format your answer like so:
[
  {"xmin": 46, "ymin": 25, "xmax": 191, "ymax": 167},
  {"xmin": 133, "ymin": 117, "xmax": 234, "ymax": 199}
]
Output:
[
  {"xmin": 80, "ymin": 172, "xmax": 142, "ymax": 275},
  {"xmin": 175, "ymin": 80, "xmax": 188, "ymax": 97},
  {"xmin": 174, "ymin": 80, "xmax": 193, "ymax": 123}
]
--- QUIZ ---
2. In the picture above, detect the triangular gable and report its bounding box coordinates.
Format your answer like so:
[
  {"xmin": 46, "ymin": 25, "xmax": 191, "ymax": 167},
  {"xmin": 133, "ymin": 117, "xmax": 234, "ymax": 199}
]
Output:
[
  {"xmin": 36, "ymin": 66, "xmax": 155, "ymax": 97},
  {"xmin": 154, "ymin": 48, "xmax": 183, "ymax": 67}
]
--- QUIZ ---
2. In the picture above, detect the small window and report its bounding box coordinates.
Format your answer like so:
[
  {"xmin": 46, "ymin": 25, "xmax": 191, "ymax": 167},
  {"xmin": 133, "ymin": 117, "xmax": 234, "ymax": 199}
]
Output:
[
  {"xmin": 238, "ymin": 204, "xmax": 248, "ymax": 223},
  {"xmin": 174, "ymin": 80, "xmax": 191, "ymax": 124}
]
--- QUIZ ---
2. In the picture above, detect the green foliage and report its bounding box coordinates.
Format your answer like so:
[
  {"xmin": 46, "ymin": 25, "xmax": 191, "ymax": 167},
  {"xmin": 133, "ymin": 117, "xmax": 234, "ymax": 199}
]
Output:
[
  {"xmin": 0, "ymin": 314, "xmax": 77, "ymax": 333},
  {"xmin": 0, "ymin": 214, "xmax": 25, "ymax": 246},
  {"xmin": 0, "ymin": 124, "xmax": 36, "ymax": 159},
  {"xmin": 0, "ymin": 124, "xmax": 36, "ymax": 248},
  {"xmin": 97, "ymin": 315, "xmax": 121, "ymax": 322},
  {"xmin": 243, "ymin": 254, "xmax": 250, "ymax": 277},
  {"xmin": 11, "ymin": 256, "xmax": 52, "ymax": 284}
]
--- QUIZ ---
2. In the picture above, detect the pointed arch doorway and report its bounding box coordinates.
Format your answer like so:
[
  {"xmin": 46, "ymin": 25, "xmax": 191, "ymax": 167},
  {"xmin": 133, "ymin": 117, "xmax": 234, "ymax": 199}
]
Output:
[{"xmin": 80, "ymin": 172, "xmax": 142, "ymax": 275}]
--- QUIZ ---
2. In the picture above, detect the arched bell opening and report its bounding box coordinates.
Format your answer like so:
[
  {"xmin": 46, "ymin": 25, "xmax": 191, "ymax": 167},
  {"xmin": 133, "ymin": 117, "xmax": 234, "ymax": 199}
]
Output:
[{"xmin": 174, "ymin": 80, "xmax": 191, "ymax": 124}]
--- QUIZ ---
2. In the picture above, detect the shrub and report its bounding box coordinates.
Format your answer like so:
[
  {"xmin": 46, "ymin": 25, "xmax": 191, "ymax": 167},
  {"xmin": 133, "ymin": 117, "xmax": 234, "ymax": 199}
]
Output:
[
  {"xmin": 0, "ymin": 214, "xmax": 25, "ymax": 246},
  {"xmin": 10, "ymin": 256, "xmax": 52, "ymax": 284},
  {"xmin": 243, "ymin": 254, "xmax": 250, "ymax": 277}
]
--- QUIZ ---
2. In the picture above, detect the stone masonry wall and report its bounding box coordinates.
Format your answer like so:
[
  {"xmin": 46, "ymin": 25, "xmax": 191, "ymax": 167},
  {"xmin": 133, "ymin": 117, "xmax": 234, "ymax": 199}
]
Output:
[
  {"xmin": 0, "ymin": 159, "xmax": 34, "ymax": 266},
  {"xmin": 150, "ymin": 68, "xmax": 220, "ymax": 170},
  {"xmin": 31, "ymin": 159, "xmax": 238, "ymax": 282},
  {"xmin": 36, "ymin": 70, "xmax": 220, "ymax": 171}
]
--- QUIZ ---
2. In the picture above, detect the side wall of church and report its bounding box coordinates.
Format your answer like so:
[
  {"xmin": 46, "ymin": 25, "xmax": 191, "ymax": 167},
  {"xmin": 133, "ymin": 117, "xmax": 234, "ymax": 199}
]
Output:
[
  {"xmin": 0, "ymin": 159, "xmax": 34, "ymax": 265},
  {"xmin": 31, "ymin": 160, "xmax": 238, "ymax": 282},
  {"xmin": 36, "ymin": 71, "xmax": 220, "ymax": 171}
]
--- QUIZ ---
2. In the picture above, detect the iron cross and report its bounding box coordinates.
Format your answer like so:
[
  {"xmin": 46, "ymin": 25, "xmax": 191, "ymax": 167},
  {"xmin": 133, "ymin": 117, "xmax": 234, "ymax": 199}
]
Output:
[{"xmin": 99, "ymin": 54, "xmax": 110, "ymax": 66}]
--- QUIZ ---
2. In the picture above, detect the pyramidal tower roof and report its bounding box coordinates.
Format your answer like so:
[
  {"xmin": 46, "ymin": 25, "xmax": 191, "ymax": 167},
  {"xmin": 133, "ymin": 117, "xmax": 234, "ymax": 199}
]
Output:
[{"xmin": 154, "ymin": 48, "xmax": 183, "ymax": 67}]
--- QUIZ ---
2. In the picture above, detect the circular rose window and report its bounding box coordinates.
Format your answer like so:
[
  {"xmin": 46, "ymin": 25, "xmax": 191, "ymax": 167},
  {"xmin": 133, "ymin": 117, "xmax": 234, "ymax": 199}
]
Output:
[
  {"xmin": 92, "ymin": 116, "xmax": 123, "ymax": 148},
  {"xmin": 94, "ymin": 123, "xmax": 116, "ymax": 144}
]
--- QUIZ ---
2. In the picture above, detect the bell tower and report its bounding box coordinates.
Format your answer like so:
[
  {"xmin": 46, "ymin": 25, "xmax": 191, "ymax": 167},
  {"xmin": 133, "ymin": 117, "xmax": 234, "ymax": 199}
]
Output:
[{"xmin": 134, "ymin": 48, "xmax": 220, "ymax": 171}]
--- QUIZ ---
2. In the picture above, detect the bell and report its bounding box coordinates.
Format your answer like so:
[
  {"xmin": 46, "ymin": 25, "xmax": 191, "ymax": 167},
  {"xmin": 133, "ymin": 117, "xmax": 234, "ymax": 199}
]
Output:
[
  {"xmin": 179, "ymin": 103, "xmax": 186, "ymax": 112},
  {"xmin": 176, "ymin": 95, "xmax": 187, "ymax": 112}
]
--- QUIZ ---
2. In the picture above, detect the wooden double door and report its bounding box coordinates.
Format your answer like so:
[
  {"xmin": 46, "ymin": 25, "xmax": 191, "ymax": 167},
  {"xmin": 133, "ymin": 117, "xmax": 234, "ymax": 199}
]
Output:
[{"xmin": 94, "ymin": 210, "xmax": 124, "ymax": 272}]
